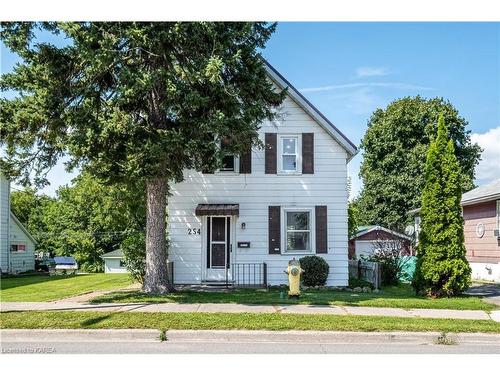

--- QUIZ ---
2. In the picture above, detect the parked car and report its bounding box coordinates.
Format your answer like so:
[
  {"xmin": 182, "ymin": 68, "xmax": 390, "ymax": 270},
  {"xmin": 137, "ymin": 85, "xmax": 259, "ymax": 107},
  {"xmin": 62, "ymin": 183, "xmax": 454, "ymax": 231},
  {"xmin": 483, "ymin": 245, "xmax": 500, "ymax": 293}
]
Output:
[{"xmin": 49, "ymin": 256, "xmax": 78, "ymax": 275}]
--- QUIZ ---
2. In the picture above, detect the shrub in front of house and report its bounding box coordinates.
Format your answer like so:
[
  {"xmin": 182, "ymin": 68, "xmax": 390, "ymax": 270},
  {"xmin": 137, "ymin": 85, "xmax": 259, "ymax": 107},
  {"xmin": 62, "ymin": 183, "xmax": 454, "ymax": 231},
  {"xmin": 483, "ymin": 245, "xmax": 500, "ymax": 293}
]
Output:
[
  {"xmin": 300, "ymin": 255, "xmax": 329, "ymax": 286},
  {"xmin": 121, "ymin": 230, "xmax": 146, "ymax": 283}
]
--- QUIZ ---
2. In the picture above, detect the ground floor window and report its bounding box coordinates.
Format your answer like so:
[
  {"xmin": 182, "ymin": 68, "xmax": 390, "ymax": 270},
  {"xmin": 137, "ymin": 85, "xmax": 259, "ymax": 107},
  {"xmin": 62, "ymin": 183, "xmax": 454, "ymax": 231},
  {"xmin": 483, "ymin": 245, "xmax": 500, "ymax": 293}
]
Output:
[
  {"xmin": 284, "ymin": 209, "xmax": 312, "ymax": 253},
  {"xmin": 119, "ymin": 260, "xmax": 126, "ymax": 268},
  {"xmin": 10, "ymin": 243, "xmax": 26, "ymax": 252}
]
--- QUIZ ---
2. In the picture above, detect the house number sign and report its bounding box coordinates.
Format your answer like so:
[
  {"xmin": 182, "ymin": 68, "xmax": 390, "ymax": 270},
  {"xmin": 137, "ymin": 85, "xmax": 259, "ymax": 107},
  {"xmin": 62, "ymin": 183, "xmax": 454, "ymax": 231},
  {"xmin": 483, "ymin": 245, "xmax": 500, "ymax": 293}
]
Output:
[{"xmin": 187, "ymin": 228, "xmax": 201, "ymax": 235}]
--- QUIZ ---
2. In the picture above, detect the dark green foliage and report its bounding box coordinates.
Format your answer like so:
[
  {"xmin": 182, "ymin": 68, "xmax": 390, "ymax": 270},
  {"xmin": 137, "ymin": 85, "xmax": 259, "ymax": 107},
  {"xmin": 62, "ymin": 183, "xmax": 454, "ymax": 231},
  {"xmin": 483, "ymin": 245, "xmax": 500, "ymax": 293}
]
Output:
[
  {"xmin": 121, "ymin": 230, "xmax": 148, "ymax": 283},
  {"xmin": 0, "ymin": 22, "xmax": 285, "ymax": 187},
  {"xmin": 348, "ymin": 201, "xmax": 359, "ymax": 239},
  {"xmin": 299, "ymin": 256, "xmax": 329, "ymax": 286},
  {"xmin": 1, "ymin": 22, "xmax": 285, "ymax": 290},
  {"xmin": 10, "ymin": 173, "xmax": 145, "ymax": 272},
  {"xmin": 10, "ymin": 188, "xmax": 55, "ymax": 254},
  {"xmin": 412, "ymin": 116, "xmax": 471, "ymax": 297},
  {"xmin": 357, "ymin": 97, "xmax": 481, "ymax": 230}
]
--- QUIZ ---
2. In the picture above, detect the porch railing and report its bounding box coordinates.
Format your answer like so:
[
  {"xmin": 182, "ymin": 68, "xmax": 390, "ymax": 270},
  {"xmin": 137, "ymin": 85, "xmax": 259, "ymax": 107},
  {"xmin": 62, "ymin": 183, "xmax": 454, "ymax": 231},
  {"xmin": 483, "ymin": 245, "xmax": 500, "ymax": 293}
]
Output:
[{"xmin": 229, "ymin": 262, "xmax": 267, "ymax": 288}]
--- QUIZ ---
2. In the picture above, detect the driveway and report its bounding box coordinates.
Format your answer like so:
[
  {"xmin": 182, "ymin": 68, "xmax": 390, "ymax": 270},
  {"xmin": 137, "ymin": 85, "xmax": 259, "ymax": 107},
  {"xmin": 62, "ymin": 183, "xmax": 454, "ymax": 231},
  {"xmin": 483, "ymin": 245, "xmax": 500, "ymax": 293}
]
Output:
[{"xmin": 466, "ymin": 283, "xmax": 500, "ymax": 306}]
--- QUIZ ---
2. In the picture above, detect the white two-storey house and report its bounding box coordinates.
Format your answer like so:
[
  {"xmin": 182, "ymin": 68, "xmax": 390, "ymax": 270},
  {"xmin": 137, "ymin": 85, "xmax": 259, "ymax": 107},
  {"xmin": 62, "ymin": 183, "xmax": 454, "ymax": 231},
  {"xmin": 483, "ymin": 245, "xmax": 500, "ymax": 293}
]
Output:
[{"xmin": 167, "ymin": 61, "xmax": 357, "ymax": 287}]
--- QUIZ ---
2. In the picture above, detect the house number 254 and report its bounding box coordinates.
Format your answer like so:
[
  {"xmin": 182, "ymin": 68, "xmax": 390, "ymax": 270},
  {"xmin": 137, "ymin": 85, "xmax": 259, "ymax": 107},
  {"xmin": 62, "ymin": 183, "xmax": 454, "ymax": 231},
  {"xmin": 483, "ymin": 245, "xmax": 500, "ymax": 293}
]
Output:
[{"xmin": 188, "ymin": 228, "xmax": 201, "ymax": 235}]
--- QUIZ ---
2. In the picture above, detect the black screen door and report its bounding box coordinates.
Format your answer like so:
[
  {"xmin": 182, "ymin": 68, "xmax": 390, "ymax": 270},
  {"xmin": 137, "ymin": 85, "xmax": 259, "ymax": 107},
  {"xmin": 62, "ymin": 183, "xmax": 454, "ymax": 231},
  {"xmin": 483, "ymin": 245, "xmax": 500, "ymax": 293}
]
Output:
[{"xmin": 207, "ymin": 217, "xmax": 230, "ymax": 269}]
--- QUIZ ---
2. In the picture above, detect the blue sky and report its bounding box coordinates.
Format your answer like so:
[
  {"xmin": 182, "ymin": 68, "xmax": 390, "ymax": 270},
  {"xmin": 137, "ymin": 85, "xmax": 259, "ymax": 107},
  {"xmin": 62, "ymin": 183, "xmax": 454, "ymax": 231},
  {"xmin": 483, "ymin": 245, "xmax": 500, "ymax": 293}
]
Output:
[{"xmin": 2, "ymin": 22, "xmax": 499, "ymax": 197}]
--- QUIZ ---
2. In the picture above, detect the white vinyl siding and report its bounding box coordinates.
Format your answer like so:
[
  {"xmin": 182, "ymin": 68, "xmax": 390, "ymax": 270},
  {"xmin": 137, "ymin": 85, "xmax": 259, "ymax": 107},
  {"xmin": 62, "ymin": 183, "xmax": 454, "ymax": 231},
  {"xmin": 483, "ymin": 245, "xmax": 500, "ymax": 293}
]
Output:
[
  {"xmin": 168, "ymin": 92, "xmax": 349, "ymax": 286},
  {"xmin": 103, "ymin": 258, "xmax": 128, "ymax": 273},
  {"xmin": 8, "ymin": 213, "xmax": 35, "ymax": 273}
]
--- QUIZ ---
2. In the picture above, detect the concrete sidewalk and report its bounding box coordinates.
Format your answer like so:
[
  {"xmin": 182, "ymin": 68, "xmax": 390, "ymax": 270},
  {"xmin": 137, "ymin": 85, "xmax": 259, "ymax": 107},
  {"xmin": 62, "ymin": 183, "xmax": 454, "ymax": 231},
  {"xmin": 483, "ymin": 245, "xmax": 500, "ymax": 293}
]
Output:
[{"xmin": 2, "ymin": 301, "xmax": 499, "ymax": 321}]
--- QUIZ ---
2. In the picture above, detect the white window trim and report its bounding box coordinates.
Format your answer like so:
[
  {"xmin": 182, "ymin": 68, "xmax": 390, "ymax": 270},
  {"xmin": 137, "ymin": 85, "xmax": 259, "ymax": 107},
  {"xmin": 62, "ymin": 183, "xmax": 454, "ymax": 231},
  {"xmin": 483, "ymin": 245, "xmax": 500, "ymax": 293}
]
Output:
[
  {"xmin": 216, "ymin": 155, "xmax": 240, "ymax": 174},
  {"xmin": 10, "ymin": 242, "xmax": 27, "ymax": 253},
  {"xmin": 281, "ymin": 207, "xmax": 315, "ymax": 254},
  {"xmin": 278, "ymin": 134, "xmax": 302, "ymax": 175},
  {"xmin": 215, "ymin": 138, "xmax": 240, "ymax": 175}
]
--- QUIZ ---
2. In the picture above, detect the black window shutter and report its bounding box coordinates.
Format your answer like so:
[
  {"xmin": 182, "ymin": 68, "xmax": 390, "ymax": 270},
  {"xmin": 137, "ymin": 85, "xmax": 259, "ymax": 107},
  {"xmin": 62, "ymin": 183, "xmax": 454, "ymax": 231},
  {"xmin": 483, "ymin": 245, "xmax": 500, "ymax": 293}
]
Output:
[
  {"xmin": 265, "ymin": 133, "xmax": 277, "ymax": 174},
  {"xmin": 268, "ymin": 206, "xmax": 281, "ymax": 254},
  {"xmin": 302, "ymin": 133, "xmax": 314, "ymax": 174},
  {"xmin": 239, "ymin": 146, "xmax": 252, "ymax": 174},
  {"xmin": 315, "ymin": 205, "xmax": 327, "ymax": 254}
]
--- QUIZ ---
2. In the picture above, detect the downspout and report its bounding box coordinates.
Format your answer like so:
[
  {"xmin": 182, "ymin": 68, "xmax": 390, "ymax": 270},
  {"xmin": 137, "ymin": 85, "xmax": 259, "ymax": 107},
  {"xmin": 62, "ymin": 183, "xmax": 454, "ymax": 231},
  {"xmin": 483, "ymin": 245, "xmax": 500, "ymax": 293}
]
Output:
[{"xmin": 7, "ymin": 179, "xmax": 11, "ymax": 273}]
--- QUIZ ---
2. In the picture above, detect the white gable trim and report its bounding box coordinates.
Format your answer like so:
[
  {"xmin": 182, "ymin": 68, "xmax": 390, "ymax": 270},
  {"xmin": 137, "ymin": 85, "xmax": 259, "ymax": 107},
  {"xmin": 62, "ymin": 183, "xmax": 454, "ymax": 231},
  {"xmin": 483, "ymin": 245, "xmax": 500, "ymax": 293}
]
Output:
[
  {"xmin": 351, "ymin": 225, "xmax": 411, "ymax": 241},
  {"xmin": 263, "ymin": 59, "xmax": 358, "ymax": 160}
]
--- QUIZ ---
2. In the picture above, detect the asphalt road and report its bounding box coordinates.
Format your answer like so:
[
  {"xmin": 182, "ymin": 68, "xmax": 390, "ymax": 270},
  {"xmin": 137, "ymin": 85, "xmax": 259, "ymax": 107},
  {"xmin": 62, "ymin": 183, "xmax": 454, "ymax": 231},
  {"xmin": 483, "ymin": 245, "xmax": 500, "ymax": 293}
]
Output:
[
  {"xmin": 3, "ymin": 340, "xmax": 500, "ymax": 354},
  {"xmin": 2, "ymin": 329, "xmax": 500, "ymax": 354}
]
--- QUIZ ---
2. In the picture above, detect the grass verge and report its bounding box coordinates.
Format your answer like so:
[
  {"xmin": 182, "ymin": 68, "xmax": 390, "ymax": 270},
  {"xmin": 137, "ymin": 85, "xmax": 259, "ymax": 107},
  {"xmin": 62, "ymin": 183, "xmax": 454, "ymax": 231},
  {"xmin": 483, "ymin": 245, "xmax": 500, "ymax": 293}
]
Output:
[
  {"xmin": 1, "ymin": 311, "xmax": 499, "ymax": 333},
  {"xmin": 0, "ymin": 274, "xmax": 132, "ymax": 302},
  {"xmin": 91, "ymin": 284, "xmax": 496, "ymax": 311}
]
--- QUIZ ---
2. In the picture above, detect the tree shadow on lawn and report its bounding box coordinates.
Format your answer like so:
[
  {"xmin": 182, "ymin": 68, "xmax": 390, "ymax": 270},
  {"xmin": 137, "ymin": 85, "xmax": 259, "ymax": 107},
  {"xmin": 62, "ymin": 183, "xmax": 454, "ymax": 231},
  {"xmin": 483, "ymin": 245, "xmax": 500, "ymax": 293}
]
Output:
[{"xmin": 0, "ymin": 274, "xmax": 81, "ymax": 291}]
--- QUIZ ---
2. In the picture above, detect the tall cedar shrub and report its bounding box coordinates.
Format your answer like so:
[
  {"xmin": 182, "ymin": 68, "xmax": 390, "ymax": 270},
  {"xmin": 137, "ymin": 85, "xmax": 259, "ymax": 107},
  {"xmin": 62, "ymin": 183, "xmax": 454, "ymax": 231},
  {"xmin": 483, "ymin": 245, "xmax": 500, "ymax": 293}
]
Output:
[
  {"xmin": 299, "ymin": 256, "xmax": 329, "ymax": 286},
  {"xmin": 412, "ymin": 115, "xmax": 471, "ymax": 297}
]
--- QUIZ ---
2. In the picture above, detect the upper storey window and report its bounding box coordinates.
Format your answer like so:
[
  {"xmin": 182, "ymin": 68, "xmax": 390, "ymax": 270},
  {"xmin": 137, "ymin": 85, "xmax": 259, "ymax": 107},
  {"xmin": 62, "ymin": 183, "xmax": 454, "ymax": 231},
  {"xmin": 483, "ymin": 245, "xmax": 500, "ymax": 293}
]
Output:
[
  {"xmin": 220, "ymin": 138, "xmax": 237, "ymax": 172},
  {"xmin": 279, "ymin": 135, "xmax": 300, "ymax": 173}
]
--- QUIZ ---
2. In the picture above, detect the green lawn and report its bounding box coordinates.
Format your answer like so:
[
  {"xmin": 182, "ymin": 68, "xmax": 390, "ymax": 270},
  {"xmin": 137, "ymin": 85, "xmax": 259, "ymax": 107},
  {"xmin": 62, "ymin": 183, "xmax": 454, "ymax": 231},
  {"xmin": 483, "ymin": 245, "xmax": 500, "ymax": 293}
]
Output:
[
  {"xmin": 1, "ymin": 311, "xmax": 499, "ymax": 333},
  {"xmin": 0, "ymin": 274, "xmax": 133, "ymax": 302},
  {"xmin": 91, "ymin": 284, "xmax": 496, "ymax": 311}
]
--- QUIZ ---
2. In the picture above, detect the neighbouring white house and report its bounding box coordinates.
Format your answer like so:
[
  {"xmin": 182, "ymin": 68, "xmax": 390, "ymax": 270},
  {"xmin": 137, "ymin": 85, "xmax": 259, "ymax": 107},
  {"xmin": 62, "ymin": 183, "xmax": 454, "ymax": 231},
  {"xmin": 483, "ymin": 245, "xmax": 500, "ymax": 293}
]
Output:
[
  {"xmin": 101, "ymin": 249, "xmax": 128, "ymax": 273},
  {"xmin": 166, "ymin": 60, "xmax": 357, "ymax": 287},
  {"xmin": 0, "ymin": 172, "xmax": 37, "ymax": 274}
]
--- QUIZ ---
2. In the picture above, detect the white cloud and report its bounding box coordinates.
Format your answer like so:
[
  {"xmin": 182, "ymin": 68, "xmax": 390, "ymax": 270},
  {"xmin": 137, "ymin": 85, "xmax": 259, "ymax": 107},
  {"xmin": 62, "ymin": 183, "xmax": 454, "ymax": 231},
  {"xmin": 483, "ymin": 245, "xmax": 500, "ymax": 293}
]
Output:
[
  {"xmin": 356, "ymin": 66, "xmax": 389, "ymax": 78},
  {"xmin": 300, "ymin": 82, "xmax": 435, "ymax": 93},
  {"xmin": 329, "ymin": 87, "xmax": 384, "ymax": 115},
  {"xmin": 471, "ymin": 126, "xmax": 500, "ymax": 182}
]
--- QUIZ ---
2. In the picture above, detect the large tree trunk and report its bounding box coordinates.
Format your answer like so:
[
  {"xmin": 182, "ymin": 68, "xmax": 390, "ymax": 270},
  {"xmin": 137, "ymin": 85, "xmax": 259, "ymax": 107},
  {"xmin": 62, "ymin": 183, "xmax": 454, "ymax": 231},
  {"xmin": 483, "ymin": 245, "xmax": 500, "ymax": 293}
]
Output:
[{"xmin": 142, "ymin": 177, "xmax": 174, "ymax": 294}]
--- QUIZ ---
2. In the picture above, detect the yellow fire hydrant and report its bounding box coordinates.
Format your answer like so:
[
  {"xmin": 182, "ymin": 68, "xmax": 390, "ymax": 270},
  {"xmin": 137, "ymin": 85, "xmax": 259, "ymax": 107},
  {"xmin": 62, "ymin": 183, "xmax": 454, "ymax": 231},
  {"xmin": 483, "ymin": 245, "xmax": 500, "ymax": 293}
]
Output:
[{"xmin": 285, "ymin": 258, "xmax": 303, "ymax": 297}]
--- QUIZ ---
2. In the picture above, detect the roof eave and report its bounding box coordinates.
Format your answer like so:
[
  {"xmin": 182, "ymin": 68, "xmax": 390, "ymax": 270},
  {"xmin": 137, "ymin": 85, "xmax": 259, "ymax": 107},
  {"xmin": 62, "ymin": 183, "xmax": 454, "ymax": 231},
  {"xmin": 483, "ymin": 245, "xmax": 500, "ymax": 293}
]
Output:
[
  {"xmin": 461, "ymin": 194, "xmax": 500, "ymax": 207},
  {"xmin": 262, "ymin": 59, "xmax": 358, "ymax": 160}
]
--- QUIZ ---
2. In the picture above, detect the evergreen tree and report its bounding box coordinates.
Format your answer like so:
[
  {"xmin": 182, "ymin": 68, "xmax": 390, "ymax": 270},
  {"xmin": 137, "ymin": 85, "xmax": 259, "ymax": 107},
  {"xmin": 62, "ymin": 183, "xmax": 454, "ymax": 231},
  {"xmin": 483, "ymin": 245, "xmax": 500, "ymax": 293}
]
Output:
[
  {"xmin": 1, "ymin": 22, "xmax": 284, "ymax": 293},
  {"xmin": 413, "ymin": 115, "xmax": 471, "ymax": 297}
]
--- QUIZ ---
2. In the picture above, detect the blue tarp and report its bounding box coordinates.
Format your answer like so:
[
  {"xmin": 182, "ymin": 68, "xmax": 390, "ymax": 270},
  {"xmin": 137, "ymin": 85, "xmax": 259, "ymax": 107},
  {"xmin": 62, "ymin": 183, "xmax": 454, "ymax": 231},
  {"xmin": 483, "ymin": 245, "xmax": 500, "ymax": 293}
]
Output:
[{"xmin": 52, "ymin": 256, "xmax": 77, "ymax": 265}]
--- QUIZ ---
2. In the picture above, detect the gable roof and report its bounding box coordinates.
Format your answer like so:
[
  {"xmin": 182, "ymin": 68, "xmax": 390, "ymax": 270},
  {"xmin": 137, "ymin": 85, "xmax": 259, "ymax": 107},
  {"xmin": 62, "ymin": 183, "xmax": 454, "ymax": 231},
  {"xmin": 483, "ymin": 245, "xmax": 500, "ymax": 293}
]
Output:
[
  {"xmin": 461, "ymin": 178, "xmax": 500, "ymax": 206},
  {"xmin": 350, "ymin": 225, "xmax": 411, "ymax": 241},
  {"xmin": 10, "ymin": 211, "xmax": 38, "ymax": 245},
  {"xmin": 263, "ymin": 59, "xmax": 358, "ymax": 160},
  {"xmin": 101, "ymin": 249, "xmax": 124, "ymax": 259},
  {"xmin": 409, "ymin": 178, "xmax": 500, "ymax": 214}
]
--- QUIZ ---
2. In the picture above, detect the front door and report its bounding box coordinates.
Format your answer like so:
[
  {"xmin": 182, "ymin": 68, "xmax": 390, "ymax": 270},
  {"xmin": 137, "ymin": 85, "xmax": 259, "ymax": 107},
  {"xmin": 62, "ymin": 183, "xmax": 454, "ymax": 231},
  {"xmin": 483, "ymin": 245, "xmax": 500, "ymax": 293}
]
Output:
[{"xmin": 205, "ymin": 216, "xmax": 231, "ymax": 281}]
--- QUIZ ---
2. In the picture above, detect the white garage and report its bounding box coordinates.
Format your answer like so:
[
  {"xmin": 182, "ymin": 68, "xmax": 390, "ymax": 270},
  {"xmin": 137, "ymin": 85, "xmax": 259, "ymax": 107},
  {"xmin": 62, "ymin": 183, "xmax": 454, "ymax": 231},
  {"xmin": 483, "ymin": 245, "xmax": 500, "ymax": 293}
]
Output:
[{"xmin": 101, "ymin": 249, "xmax": 128, "ymax": 273}]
